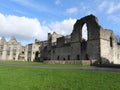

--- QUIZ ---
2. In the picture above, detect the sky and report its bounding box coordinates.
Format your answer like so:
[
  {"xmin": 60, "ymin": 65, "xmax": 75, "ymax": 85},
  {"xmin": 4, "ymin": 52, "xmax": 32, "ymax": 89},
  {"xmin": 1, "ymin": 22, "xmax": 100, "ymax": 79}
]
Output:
[{"xmin": 0, "ymin": 0, "xmax": 120, "ymax": 45}]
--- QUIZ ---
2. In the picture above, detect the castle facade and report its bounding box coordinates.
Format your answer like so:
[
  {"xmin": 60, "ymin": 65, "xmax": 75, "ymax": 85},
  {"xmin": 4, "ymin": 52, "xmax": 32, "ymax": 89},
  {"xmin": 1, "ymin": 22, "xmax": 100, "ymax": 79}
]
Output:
[{"xmin": 1, "ymin": 15, "xmax": 120, "ymax": 64}]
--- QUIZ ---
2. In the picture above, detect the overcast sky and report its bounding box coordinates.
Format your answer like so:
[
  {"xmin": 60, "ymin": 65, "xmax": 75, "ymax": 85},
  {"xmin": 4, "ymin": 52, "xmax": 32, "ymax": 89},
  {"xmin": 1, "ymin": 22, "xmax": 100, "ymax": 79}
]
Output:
[{"xmin": 0, "ymin": 0, "xmax": 120, "ymax": 45}]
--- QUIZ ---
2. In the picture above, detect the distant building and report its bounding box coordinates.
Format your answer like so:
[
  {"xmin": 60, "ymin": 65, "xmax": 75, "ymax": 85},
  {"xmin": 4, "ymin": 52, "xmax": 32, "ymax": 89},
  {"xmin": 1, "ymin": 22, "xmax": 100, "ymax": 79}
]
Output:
[
  {"xmin": 0, "ymin": 36, "xmax": 24, "ymax": 61},
  {"xmin": 24, "ymin": 39, "xmax": 47, "ymax": 61}
]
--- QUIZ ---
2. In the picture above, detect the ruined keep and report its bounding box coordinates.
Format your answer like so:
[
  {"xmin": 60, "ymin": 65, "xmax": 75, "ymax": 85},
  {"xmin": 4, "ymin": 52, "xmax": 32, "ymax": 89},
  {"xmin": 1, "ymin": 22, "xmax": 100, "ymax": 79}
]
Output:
[{"xmin": 45, "ymin": 14, "xmax": 120, "ymax": 64}]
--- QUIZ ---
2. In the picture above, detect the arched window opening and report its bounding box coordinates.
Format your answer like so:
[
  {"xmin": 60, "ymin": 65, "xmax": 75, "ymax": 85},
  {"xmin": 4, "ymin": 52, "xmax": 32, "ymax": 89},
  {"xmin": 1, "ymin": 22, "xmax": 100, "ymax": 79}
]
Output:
[
  {"xmin": 82, "ymin": 23, "xmax": 88, "ymax": 41},
  {"xmin": 68, "ymin": 55, "xmax": 70, "ymax": 60},
  {"xmin": 110, "ymin": 37, "xmax": 113, "ymax": 47},
  {"xmin": 85, "ymin": 54, "xmax": 89, "ymax": 60},
  {"xmin": 76, "ymin": 55, "xmax": 80, "ymax": 60},
  {"xmin": 57, "ymin": 56, "xmax": 59, "ymax": 60}
]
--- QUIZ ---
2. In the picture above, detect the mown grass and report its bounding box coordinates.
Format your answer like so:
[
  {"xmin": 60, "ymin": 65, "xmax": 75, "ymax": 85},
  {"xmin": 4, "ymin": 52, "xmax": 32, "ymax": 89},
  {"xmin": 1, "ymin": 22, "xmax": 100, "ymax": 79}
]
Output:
[{"xmin": 0, "ymin": 65, "xmax": 120, "ymax": 90}]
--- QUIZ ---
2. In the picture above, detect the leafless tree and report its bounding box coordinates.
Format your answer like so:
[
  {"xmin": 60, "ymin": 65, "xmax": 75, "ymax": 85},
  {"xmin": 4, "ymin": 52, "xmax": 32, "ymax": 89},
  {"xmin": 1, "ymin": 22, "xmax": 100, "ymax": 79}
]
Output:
[{"xmin": 116, "ymin": 35, "xmax": 120, "ymax": 44}]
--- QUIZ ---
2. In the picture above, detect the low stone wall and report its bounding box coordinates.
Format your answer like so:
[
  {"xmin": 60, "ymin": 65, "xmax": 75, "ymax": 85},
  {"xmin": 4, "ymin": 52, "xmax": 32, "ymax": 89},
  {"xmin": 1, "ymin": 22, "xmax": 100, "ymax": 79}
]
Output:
[{"xmin": 43, "ymin": 60, "xmax": 96, "ymax": 65}]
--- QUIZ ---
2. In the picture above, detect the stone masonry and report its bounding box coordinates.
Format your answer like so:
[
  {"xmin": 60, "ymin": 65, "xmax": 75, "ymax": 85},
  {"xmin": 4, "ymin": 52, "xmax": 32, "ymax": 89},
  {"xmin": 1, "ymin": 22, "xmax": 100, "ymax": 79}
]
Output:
[
  {"xmin": 0, "ymin": 14, "xmax": 120, "ymax": 64},
  {"xmin": 0, "ymin": 36, "xmax": 25, "ymax": 61},
  {"xmin": 43, "ymin": 14, "xmax": 120, "ymax": 64}
]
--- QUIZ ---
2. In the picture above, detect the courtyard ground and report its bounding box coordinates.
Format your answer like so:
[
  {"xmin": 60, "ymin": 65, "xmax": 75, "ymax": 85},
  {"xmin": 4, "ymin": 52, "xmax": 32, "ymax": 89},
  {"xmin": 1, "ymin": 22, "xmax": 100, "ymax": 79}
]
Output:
[{"xmin": 0, "ymin": 61, "xmax": 120, "ymax": 90}]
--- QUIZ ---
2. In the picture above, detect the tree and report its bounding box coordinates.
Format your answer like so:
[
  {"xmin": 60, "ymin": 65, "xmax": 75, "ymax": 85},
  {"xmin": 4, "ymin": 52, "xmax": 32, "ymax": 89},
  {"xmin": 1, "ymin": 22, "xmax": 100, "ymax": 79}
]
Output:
[{"xmin": 116, "ymin": 35, "xmax": 120, "ymax": 44}]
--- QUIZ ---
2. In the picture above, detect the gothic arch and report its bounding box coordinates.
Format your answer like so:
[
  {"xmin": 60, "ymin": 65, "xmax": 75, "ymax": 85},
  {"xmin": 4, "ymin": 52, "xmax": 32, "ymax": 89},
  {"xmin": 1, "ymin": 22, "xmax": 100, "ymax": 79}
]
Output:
[
  {"xmin": 71, "ymin": 14, "xmax": 101, "ymax": 60},
  {"xmin": 71, "ymin": 14, "xmax": 101, "ymax": 42}
]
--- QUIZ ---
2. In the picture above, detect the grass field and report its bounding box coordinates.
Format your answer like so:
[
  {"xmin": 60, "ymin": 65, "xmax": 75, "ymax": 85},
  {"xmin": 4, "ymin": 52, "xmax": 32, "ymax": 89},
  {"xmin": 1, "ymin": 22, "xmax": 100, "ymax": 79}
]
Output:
[{"xmin": 0, "ymin": 62, "xmax": 120, "ymax": 90}]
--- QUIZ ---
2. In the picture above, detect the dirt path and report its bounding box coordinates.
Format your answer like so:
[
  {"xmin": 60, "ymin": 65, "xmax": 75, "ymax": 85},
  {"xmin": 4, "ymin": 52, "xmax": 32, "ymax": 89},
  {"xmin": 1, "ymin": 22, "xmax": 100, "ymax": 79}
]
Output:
[{"xmin": 0, "ymin": 63, "xmax": 120, "ymax": 72}]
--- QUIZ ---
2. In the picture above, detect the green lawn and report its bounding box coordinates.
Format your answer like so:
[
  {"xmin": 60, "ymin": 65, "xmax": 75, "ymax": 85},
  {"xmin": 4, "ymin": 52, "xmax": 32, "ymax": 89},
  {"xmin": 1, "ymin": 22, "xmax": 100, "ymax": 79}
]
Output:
[{"xmin": 0, "ymin": 65, "xmax": 120, "ymax": 90}]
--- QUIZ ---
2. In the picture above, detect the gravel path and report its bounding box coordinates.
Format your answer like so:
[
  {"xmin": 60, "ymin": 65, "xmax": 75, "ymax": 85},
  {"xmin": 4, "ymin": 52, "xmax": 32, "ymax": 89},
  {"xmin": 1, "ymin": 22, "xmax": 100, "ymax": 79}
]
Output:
[{"xmin": 0, "ymin": 63, "xmax": 120, "ymax": 72}]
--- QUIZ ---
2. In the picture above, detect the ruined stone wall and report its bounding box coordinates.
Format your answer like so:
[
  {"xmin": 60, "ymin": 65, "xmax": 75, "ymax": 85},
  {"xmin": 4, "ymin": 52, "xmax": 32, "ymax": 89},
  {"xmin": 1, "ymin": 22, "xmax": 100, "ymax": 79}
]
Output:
[
  {"xmin": 25, "ymin": 44, "xmax": 36, "ymax": 61},
  {"xmin": 87, "ymin": 40, "xmax": 100, "ymax": 60},
  {"xmin": 49, "ymin": 32, "xmax": 71, "ymax": 60},
  {"xmin": 18, "ymin": 46, "xmax": 26, "ymax": 61},
  {"xmin": 100, "ymin": 29, "xmax": 116, "ymax": 63},
  {"xmin": 49, "ymin": 15, "xmax": 102, "ymax": 61},
  {"xmin": 24, "ymin": 45, "xmax": 28, "ymax": 61},
  {"xmin": 117, "ymin": 45, "xmax": 120, "ymax": 64},
  {"xmin": 57, "ymin": 36, "xmax": 65, "ymax": 47},
  {"xmin": 51, "ymin": 46, "xmax": 71, "ymax": 60},
  {"xmin": 48, "ymin": 32, "xmax": 63, "ymax": 46},
  {"xmin": 70, "ymin": 43, "xmax": 81, "ymax": 60},
  {"xmin": 0, "ymin": 37, "xmax": 23, "ymax": 61},
  {"xmin": 71, "ymin": 14, "xmax": 101, "ymax": 61},
  {"xmin": 7, "ymin": 38, "xmax": 23, "ymax": 61},
  {"xmin": 31, "ymin": 43, "xmax": 40, "ymax": 61},
  {"xmin": 41, "ymin": 14, "xmax": 120, "ymax": 64}
]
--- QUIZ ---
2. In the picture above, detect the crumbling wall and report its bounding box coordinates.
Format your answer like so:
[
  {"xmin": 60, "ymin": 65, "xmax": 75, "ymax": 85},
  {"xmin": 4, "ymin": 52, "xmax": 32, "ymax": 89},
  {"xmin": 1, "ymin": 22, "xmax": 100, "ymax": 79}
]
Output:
[
  {"xmin": 71, "ymin": 14, "xmax": 101, "ymax": 61},
  {"xmin": 100, "ymin": 29, "xmax": 114, "ymax": 63},
  {"xmin": 48, "ymin": 32, "xmax": 63, "ymax": 46},
  {"xmin": 51, "ymin": 46, "xmax": 71, "ymax": 60},
  {"xmin": 46, "ymin": 14, "xmax": 120, "ymax": 64},
  {"xmin": 117, "ymin": 45, "xmax": 120, "ymax": 63}
]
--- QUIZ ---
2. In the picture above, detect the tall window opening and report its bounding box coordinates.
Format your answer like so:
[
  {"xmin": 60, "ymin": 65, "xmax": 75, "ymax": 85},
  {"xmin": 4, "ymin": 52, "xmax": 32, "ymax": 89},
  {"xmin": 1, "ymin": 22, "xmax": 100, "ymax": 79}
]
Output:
[
  {"xmin": 68, "ymin": 55, "xmax": 70, "ymax": 60},
  {"xmin": 82, "ymin": 23, "xmax": 88, "ymax": 41},
  {"xmin": 76, "ymin": 55, "xmax": 80, "ymax": 60},
  {"xmin": 57, "ymin": 56, "xmax": 59, "ymax": 60},
  {"xmin": 110, "ymin": 37, "xmax": 113, "ymax": 47}
]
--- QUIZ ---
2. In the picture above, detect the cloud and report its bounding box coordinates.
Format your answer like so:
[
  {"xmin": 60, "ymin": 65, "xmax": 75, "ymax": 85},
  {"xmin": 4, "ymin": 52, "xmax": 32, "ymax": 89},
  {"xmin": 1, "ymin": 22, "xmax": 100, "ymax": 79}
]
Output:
[
  {"xmin": 107, "ymin": 3, "xmax": 120, "ymax": 14},
  {"xmin": 0, "ymin": 13, "xmax": 77, "ymax": 44},
  {"xmin": 49, "ymin": 19, "xmax": 89, "ymax": 40},
  {"xmin": 0, "ymin": 13, "xmax": 48, "ymax": 41},
  {"xmin": 98, "ymin": 1, "xmax": 108, "ymax": 11},
  {"xmin": 11, "ymin": 0, "xmax": 35, "ymax": 8},
  {"xmin": 49, "ymin": 19, "xmax": 88, "ymax": 40},
  {"xmin": 98, "ymin": 1, "xmax": 120, "ymax": 14},
  {"xmin": 49, "ymin": 18, "xmax": 76, "ymax": 35},
  {"xmin": 108, "ymin": 15, "xmax": 120, "ymax": 23},
  {"xmin": 10, "ymin": 0, "xmax": 52, "ymax": 13},
  {"xmin": 66, "ymin": 7, "xmax": 78, "ymax": 14},
  {"xmin": 55, "ymin": 0, "xmax": 61, "ymax": 5}
]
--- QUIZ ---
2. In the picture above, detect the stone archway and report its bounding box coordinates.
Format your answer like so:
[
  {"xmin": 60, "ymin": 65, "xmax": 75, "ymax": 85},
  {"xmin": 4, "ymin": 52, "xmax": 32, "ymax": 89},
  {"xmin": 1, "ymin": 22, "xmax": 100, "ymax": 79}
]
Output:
[
  {"xmin": 71, "ymin": 14, "xmax": 101, "ymax": 61},
  {"xmin": 34, "ymin": 51, "xmax": 39, "ymax": 62}
]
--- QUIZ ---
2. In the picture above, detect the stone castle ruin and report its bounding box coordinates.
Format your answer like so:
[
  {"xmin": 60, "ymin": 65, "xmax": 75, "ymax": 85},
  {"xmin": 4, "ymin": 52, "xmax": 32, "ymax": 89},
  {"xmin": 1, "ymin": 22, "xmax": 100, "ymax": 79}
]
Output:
[
  {"xmin": 0, "ymin": 14, "xmax": 120, "ymax": 64},
  {"xmin": 0, "ymin": 36, "xmax": 25, "ymax": 61},
  {"xmin": 43, "ymin": 14, "xmax": 120, "ymax": 64}
]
